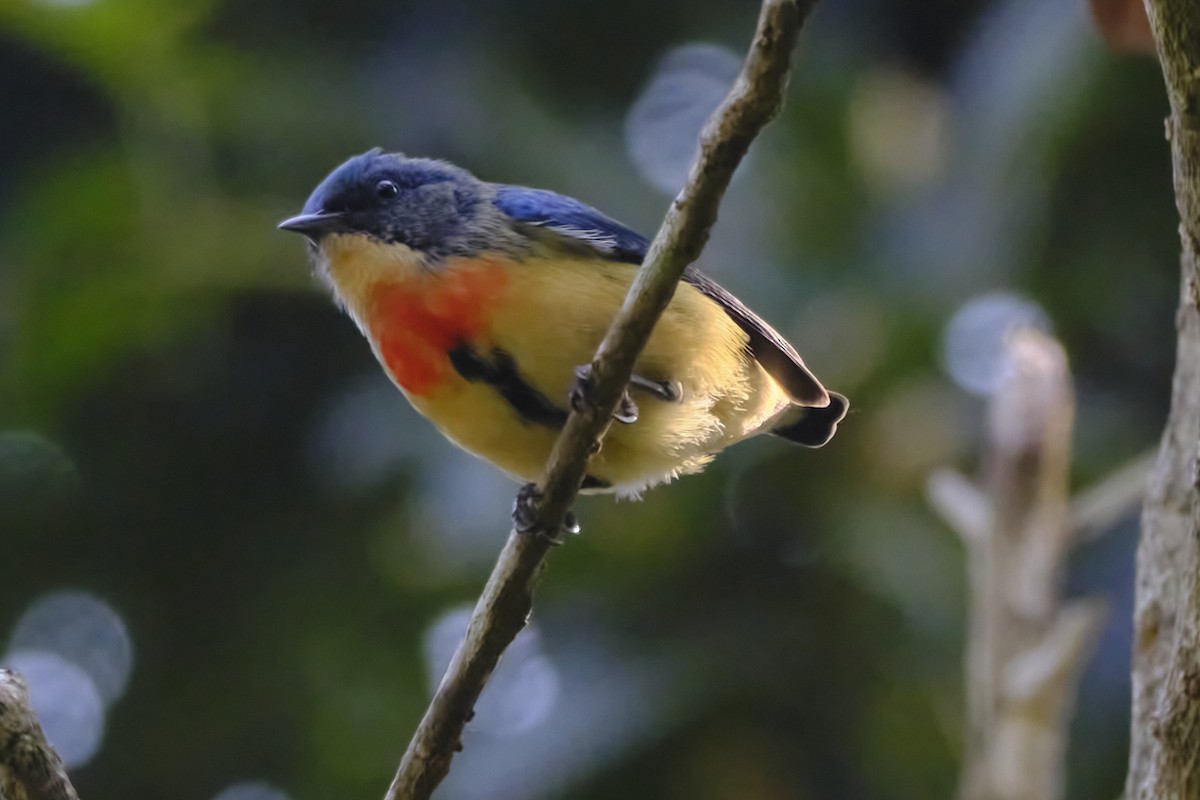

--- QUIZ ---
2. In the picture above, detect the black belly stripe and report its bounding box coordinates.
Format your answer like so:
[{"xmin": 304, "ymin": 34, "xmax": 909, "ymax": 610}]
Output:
[{"xmin": 448, "ymin": 343, "xmax": 569, "ymax": 430}]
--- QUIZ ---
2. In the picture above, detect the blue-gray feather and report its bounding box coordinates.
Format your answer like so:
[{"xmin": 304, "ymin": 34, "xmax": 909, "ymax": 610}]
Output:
[{"xmin": 492, "ymin": 186, "xmax": 649, "ymax": 263}]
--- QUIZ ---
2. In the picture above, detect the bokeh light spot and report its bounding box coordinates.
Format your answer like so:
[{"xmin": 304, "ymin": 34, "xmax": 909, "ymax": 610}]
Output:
[
  {"xmin": 789, "ymin": 291, "xmax": 887, "ymax": 390},
  {"xmin": 8, "ymin": 591, "xmax": 133, "ymax": 706},
  {"xmin": 0, "ymin": 430, "xmax": 79, "ymax": 526},
  {"xmin": 848, "ymin": 67, "xmax": 953, "ymax": 196},
  {"xmin": 941, "ymin": 292, "xmax": 1051, "ymax": 396},
  {"xmin": 411, "ymin": 452, "xmax": 522, "ymax": 564},
  {"xmin": 212, "ymin": 781, "xmax": 292, "ymax": 800},
  {"xmin": 625, "ymin": 43, "xmax": 742, "ymax": 194},
  {"xmin": 308, "ymin": 375, "xmax": 432, "ymax": 496},
  {"xmin": 3, "ymin": 651, "xmax": 104, "ymax": 768},
  {"xmin": 867, "ymin": 378, "xmax": 972, "ymax": 485}
]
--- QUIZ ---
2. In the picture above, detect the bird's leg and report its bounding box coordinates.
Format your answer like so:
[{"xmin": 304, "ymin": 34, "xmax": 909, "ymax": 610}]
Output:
[
  {"xmin": 512, "ymin": 483, "xmax": 581, "ymax": 543},
  {"xmin": 570, "ymin": 364, "xmax": 639, "ymax": 424}
]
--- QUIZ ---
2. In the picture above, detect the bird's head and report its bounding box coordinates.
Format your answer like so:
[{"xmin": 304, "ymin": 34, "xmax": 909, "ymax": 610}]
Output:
[{"xmin": 279, "ymin": 149, "xmax": 519, "ymax": 262}]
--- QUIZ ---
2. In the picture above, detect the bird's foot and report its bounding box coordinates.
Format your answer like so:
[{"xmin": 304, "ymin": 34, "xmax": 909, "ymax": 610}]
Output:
[
  {"xmin": 512, "ymin": 483, "xmax": 542, "ymax": 533},
  {"xmin": 512, "ymin": 483, "xmax": 582, "ymax": 544},
  {"xmin": 571, "ymin": 364, "xmax": 639, "ymax": 424}
]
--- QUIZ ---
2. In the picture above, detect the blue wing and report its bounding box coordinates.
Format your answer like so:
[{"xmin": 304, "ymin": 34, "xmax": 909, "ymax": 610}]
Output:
[
  {"xmin": 491, "ymin": 184, "xmax": 829, "ymax": 406},
  {"xmin": 493, "ymin": 185, "xmax": 649, "ymax": 263}
]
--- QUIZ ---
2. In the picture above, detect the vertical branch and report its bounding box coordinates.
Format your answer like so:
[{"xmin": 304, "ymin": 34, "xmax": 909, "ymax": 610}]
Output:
[
  {"xmin": 930, "ymin": 331, "xmax": 1106, "ymax": 800},
  {"xmin": 0, "ymin": 670, "xmax": 79, "ymax": 800},
  {"xmin": 1128, "ymin": 1, "xmax": 1200, "ymax": 797},
  {"xmin": 383, "ymin": 2, "xmax": 817, "ymax": 798}
]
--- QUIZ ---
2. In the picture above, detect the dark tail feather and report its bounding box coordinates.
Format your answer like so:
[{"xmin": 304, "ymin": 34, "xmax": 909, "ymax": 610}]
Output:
[{"xmin": 770, "ymin": 392, "xmax": 849, "ymax": 448}]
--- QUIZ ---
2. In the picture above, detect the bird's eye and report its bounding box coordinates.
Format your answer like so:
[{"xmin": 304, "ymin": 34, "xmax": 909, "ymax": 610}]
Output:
[{"xmin": 375, "ymin": 179, "xmax": 399, "ymax": 200}]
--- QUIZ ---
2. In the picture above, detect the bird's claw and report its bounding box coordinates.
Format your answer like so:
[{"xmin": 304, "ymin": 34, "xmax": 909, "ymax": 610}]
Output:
[
  {"xmin": 612, "ymin": 393, "xmax": 638, "ymax": 424},
  {"xmin": 571, "ymin": 364, "xmax": 639, "ymax": 424},
  {"xmin": 569, "ymin": 365, "xmax": 596, "ymax": 414},
  {"xmin": 513, "ymin": 483, "xmax": 542, "ymax": 533},
  {"xmin": 512, "ymin": 483, "xmax": 582, "ymax": 543}
]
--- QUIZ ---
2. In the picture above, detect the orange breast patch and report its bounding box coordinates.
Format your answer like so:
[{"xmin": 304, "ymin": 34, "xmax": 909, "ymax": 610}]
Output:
[{"xmin": 365, "ymin": 259, "xmax": 511, "ymax": 396}]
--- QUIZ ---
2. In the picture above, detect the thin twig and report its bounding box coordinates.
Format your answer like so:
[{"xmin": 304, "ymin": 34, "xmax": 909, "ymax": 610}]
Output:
[
  {"xmin": 1068, "ymin": 449, "xmax": 1152, "ymax": 545},
  {"xmin": 383, "ymin": 2, "xmax": 817, "ymax": 798},
  {"xmin": 927, "ymin": 449, "xmax": 1151, "ymax": 550},
  {"xmin": 0, "ymin": 670, "xmax": 79, "ymax": 800},
  {"xmin": 927, "ymin": 468, "xmax": 990, "ymax": 545}
]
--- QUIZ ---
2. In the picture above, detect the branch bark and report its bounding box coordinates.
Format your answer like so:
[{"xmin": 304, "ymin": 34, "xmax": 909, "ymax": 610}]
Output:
[
  {"xmin": 0, "ymin": 670, "xmax": 79, "ymax": 800},
  {"xmin": 383, "ymin": 2, "xmax": 817, "ymax": 798},
  {"xmin": 1127, "ymin": 1, "xmax": 1200, "ymax": 797}
]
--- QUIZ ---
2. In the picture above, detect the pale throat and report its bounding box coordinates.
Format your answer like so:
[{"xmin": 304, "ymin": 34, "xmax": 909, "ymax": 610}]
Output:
[
  {"xmin": 314, "ymin": 233, "xmax": 431, "ymax": 331},
  {"xmin": 311, "ymin": 233, "xmax": 512, "ymax": 399}
]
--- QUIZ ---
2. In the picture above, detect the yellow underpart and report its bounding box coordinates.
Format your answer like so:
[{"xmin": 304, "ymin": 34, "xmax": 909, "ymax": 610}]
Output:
[{"xmin": 317, "ymin": 235, "xmax": 792, "ymax": 496}]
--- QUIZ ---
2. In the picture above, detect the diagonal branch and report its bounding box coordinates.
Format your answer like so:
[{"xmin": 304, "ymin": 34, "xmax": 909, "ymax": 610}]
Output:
[
  {"xmin": 0, "ymin": 669, "xmax": 79, "ymax": 800},
  {"xmin": 383, "ymin": 2, "xmax": 817, "ymax": 798},
  {"xmin": 1068, "ymin": 448, "xmax": 1152, "ymax": 545}
]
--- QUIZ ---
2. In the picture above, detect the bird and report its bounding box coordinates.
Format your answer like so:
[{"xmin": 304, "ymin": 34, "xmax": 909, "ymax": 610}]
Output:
[{"xmin": 280, "ymin": 149, "xmax": 847, "ymax": 530}]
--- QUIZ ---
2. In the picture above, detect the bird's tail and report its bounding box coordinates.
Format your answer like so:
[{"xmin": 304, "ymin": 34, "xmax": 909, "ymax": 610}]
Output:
[{"xmin": 770, "ymin": 392, "xmax": 849, "ymax": 448}]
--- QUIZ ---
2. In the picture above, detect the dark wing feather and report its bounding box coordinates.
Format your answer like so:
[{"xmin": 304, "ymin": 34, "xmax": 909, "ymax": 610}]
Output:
[
  {"xmin": 679, "ymin": 267, "xmax": 828, "ymax": 406},
  {"xmin": 492, "ymin": 185, "xmax": 830, "ymax": 407},
  {"xmin": 493, "ymin": 185, "xmax": 648, "ymax": 263}
]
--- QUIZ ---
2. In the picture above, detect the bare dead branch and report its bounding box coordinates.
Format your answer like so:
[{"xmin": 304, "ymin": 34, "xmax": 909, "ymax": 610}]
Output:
[
  {"xmin": 382, "ymin": 2, "xmax": 818, "ymax": 798},
  {"xmin": 927, "ymin": 468, "xmax": 991, "ymax": 545},
  {"xmin": 1069, "ymin": 449, "xmax": 1152, "ymax": 545},
  {"xmin": 939, "ymin": 330, "xmax": 1106, "ymax": 800},
  {"xmin": 931, "ymin": 448, "xmax": 1149, "ymax": 555}
]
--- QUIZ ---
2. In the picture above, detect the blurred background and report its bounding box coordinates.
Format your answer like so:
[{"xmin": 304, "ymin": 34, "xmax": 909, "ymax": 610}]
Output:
[{"xmin": 0, "ymin": 0, "xmax": 1173, "ymax": 798}]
